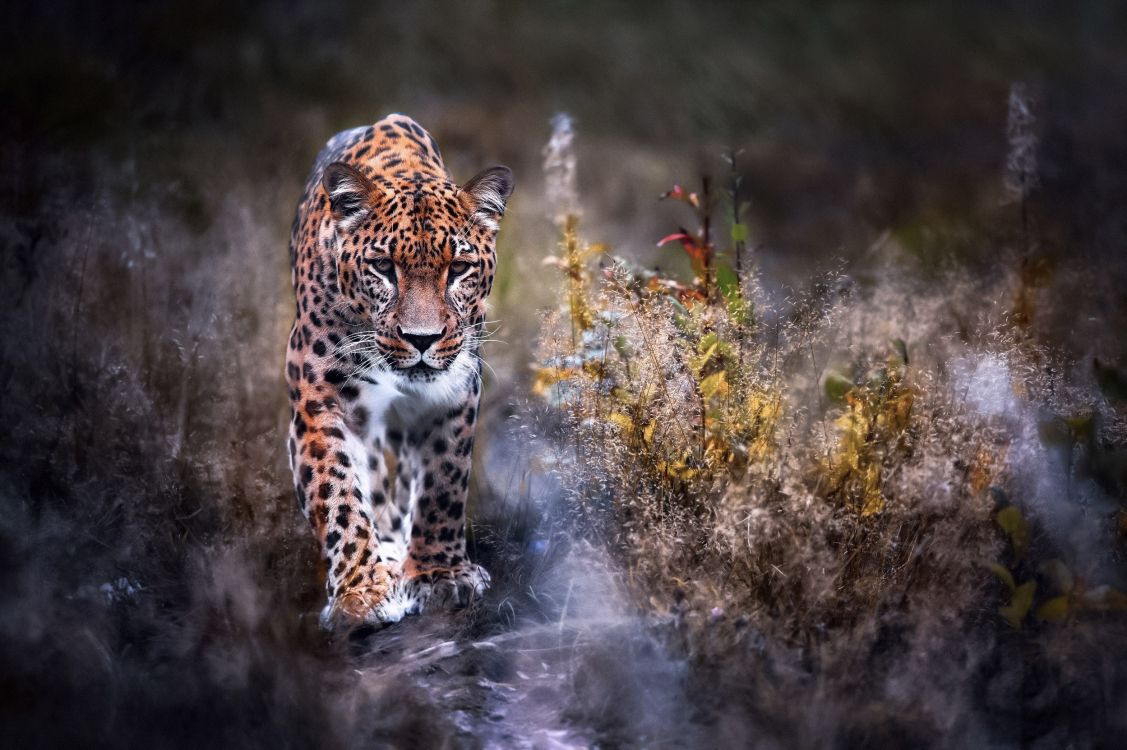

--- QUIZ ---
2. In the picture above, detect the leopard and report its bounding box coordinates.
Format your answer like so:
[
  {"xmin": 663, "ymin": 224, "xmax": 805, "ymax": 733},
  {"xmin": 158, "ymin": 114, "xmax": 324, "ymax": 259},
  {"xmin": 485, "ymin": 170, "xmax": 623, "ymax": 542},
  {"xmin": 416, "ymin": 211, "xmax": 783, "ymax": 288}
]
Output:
[{"xmin": 284, "ymin": 114, "xmax": 513, "ymax": 627}]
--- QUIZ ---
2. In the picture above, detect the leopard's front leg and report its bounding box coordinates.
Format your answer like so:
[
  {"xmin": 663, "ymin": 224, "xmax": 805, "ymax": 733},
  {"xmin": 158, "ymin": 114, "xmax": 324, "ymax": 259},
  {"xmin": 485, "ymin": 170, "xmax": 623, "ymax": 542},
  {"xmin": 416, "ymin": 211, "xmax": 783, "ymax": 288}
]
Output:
[
  {"xmin": 288, "ymin": 381, "xmax": 395, "ymax": 627},
  {"xmin": 399, "ymin": 391, "xmax": 490, "ymax": 613}
]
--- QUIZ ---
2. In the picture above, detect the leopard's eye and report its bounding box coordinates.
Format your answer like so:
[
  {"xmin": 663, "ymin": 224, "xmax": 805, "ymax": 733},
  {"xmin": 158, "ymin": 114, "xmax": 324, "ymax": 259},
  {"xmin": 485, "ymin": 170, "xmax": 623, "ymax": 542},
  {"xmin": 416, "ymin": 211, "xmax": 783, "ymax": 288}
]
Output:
[
  {"xmin": 449, "ymin": 260, "xmax": 472, "ymax": 277},
  {"xmin": 373, "ymin": 257, "xmax": 394, "ymax": 276}
]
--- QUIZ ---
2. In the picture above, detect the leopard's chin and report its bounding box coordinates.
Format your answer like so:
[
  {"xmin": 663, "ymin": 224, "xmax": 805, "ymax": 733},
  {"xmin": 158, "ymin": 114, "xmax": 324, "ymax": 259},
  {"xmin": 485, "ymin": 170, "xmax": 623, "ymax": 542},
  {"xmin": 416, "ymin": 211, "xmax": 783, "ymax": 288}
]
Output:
[{"xmin": 399, "ymin": 361, "xmax": 449, "ymax": 380}]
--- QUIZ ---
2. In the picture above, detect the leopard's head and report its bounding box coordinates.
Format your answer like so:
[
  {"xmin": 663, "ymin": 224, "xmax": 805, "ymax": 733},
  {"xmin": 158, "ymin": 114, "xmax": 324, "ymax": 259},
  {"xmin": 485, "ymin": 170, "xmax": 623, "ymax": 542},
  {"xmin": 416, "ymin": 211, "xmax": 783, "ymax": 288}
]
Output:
[{"xmin": 322, "ymin": 161, "xmax": 513, "ymax": 383}]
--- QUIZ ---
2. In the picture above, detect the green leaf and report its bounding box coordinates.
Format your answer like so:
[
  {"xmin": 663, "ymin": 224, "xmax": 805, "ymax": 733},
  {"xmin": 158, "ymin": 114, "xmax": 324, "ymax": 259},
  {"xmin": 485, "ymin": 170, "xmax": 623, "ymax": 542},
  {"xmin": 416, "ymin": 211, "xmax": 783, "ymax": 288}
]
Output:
[
  {"xmin": 823, "ymin": 372, "xmax": 854, "ymax": 404},
  {"xmin": 999, "ymin": 580, "xmax": 1037, "ymax": 629},
  {"xmin": 891, "ymin": 337, "xmax": 909, "ymax": 365},
  {"xmin": 728, "ymin": 295, "xmax": 754, "ymax": 328},
  {"xmin": 699, "ymin": 371, "xmax": 728, "ymax": 401},
  {"xmin": 698, "ymin": 332, "xmax": 720, "ymax": 355},
  {"xmin": 716, "ymin": 264, "xmax": 739, "ymax": 297},
  {"xmin": 730, "ymin": 222, "xmax": 748, "ymax": 243},
  {"xmin": 715, "ymin": 264, "xmax": 754, "ymax": 327},
  {"xmin": 613, "ymin": 335, "xmax": 631, "ymax": 360},
  {"xmin": 988, "ymin": 562, "xmax": 1016, "ymax": 592},
  {"xmin": 994, "ymin": 506, "xmax": 1024, "ymax": 534},
  {"xmin": 995, "ymin": 506, "xmax": 1031, "ymax": 560},
  {"xmin": 1035, "ymin": 596, "xmax": 1070, "ymax": 622},
  {"xmin": 698, "ymin": 342, "xmax": 719, "ymax": 370}
]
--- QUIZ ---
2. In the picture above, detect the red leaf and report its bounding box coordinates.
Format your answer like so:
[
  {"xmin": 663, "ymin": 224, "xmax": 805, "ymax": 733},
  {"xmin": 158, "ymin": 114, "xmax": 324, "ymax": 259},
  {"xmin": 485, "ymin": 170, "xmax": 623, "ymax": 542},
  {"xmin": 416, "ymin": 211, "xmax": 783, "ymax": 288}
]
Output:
[
  {"xmin": 657, "ymin": 232, "xmax": 692, "ymax": 247},
  {"xmin": 662, "ymin": 184, "xmax": 684, "ymax": 200}
]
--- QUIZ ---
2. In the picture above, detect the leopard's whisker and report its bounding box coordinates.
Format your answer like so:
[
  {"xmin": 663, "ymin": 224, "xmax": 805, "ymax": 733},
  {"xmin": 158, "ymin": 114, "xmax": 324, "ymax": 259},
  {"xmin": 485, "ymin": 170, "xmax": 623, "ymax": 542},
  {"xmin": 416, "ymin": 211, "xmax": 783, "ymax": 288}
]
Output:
[
  {"xmin": 352, "ymin": 349, "xmax": 392, "ymax": 381},
  {"xmin": 466, "ymin": 350, "xmax": 497, "ymax": 383},
  {"xmin": 332, "ymin": 344, "xmax": 384, "ymax": 365}
]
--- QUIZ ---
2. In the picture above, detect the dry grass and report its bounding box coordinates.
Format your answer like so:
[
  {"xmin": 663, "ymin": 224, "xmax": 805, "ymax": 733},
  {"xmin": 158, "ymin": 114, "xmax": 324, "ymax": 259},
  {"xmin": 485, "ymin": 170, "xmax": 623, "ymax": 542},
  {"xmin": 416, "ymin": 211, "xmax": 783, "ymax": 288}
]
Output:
[{"xmin": 531, "ymin": 118, "xmax": 1127, "ymax": 744}]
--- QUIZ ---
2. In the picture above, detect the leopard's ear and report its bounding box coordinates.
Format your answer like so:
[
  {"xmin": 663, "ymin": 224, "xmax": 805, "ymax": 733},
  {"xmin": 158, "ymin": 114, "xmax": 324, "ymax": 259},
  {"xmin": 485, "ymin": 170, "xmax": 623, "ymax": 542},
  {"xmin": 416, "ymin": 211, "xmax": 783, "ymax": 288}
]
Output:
[
  {"xmin": 322, "ymin": 162, "xmax": 375, "ymax": 230},
  {"xmin": 462, "ymin": 166, "xmax": 514, "ymax": 229}
]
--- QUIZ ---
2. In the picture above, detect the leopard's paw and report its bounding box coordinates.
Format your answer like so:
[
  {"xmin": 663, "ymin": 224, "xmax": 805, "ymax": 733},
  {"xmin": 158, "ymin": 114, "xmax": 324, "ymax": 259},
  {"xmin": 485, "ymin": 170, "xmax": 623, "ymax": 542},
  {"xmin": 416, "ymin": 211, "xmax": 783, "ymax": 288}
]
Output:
[
  {"xmin": 318, "ymin": 562, "xmax": 399, "ymax": 629},
  {"xmin": 400, "ymin": 562, "xmax": 491, "ymax": 615}
]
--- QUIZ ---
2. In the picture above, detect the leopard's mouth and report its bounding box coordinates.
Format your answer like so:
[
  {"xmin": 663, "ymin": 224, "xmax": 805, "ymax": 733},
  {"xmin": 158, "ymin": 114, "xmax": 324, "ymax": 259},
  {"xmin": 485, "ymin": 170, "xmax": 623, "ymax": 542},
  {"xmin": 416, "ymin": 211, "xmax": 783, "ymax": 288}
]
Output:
[{"xmin": 401, "ymin": 361, "xmax": 445, "ymax": 378}]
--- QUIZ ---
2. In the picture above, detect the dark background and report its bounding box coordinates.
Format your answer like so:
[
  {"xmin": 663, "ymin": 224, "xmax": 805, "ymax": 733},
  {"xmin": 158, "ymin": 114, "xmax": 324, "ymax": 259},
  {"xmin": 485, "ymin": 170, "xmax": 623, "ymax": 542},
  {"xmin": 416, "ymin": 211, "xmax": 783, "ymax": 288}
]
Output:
[{"xmin": 2, "ymin": 1, "xmax": 1126, "ymax": 747}]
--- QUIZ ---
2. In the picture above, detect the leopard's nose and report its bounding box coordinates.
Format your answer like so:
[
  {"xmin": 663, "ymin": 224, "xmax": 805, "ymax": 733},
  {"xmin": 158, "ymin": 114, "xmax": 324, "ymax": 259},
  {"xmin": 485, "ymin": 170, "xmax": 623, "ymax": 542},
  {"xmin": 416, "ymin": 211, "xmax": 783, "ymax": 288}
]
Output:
[{"xmin": 399, "ymin": 327, "xmax": 445, "ymax": 354}]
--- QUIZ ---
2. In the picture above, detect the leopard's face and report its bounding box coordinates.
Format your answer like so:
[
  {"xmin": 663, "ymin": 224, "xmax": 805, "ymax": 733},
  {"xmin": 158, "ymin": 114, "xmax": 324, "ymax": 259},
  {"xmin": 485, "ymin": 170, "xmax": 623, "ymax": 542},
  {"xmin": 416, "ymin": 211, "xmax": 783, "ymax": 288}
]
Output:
[{"xmin": 323, "ymin": 163, "xmax": 512, "ymax": 383}]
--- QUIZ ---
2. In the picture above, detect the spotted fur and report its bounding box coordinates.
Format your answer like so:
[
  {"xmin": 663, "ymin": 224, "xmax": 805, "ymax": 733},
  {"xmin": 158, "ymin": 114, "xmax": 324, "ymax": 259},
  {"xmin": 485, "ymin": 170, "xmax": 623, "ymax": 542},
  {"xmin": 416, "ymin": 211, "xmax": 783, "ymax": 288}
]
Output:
[{"xmin": 285, "ymin": 114, "xmax": 513, "ymax": 626}]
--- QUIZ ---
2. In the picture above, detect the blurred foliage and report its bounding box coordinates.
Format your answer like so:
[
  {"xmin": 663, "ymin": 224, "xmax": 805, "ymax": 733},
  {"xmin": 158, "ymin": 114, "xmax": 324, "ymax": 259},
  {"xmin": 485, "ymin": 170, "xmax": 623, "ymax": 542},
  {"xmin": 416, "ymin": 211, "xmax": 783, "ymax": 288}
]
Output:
[
  {"xmin": 989, "ymin": 499, "xmax": 1127, "ymax": 631},
  {"xmin": 824, "ymin": 344, "xmax": 915, "ymax": 516},
  {"xmin": 537, "ymin": 171, "xmax": 782, "ymax": 502},
  {"xmin": 531, "ymin": 102, "xmax": 1127, "ymax": 742}
]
